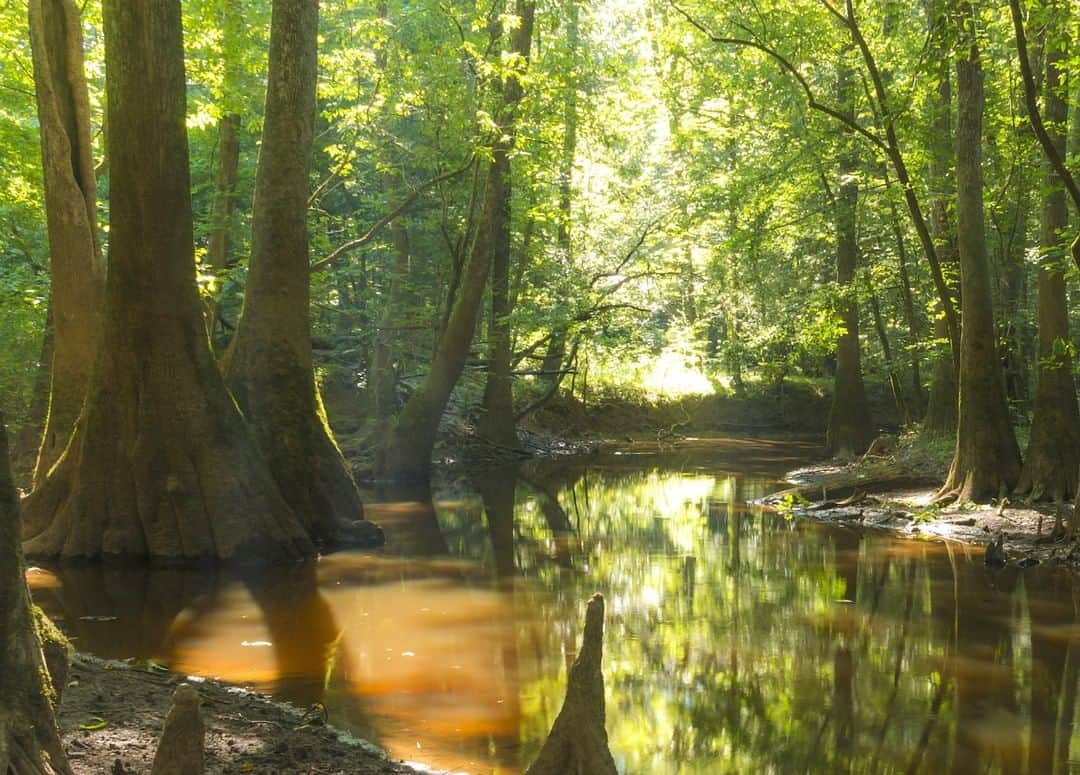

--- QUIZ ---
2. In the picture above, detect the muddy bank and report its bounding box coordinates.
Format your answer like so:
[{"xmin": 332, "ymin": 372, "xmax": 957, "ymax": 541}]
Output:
[
  {"xmin": 57, "ymin": 654, "xmax": 425, "ymax": 775},
  {"xmin": 768, "ymin": 459, "xmax": 1080, "ymax": 569}
]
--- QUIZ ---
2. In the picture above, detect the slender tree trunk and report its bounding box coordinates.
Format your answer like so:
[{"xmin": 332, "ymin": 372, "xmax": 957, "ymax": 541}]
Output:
[
  {"xmin": 923, "ymin": 0, "xmax": 959, "ymax": 436},
  {"xmin": 378, "ymin": 0, "xmax": 535, "ymax": 481},
  {"xmin": 940, "ymin": 2, "xmax": 1022, "ymax": 501},
  {"xmin": 1016, "ymin": 0, "xmax": 1080, "ymax": 507},
  {"xmin": 0, "ymin": 414, "xmax": 72, "ymax": 775},
  {"xmin": 224, "ymin": 0, "xmax": 378, "ymax": 548},
  {"xmin": 28, "ymin": 0, "xmax": 105, "ymax": 486},
  {"xmin": 204, "ymin": 112, "xmax": 240, "ymax": 342},
  {"xmin": 477, "ymin": 165, "xmax": 517, "ymax": 447},
  {"xmin": 22, "ymin": 0, "xmax": 314, "ymax": 564},
  {"xmin": 826, "ymin": 55, "xmax": 874, "ymax": 458}
]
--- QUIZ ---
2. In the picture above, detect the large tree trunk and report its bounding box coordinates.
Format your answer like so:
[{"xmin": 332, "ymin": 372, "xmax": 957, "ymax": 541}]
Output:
[
  {"xmin": 940, "ymin": 2, "xmax": 1022, "ymax": 501},
  {"xmin": 0, "ymin": 414, "xmax": 72, "ymax": 775},
  {"xmin": 1016, "ymin": 0, "xmax": 1080, "ymax": 507},
  {"xmin": 922, "ymin": 0, "xmax": 959, "ymax": 436},
  {"xmin": 825, "ymin": 55, "xmax": 873, "ymax": 458},
  {"xmin": 224, "ymin": 0, "xmax": 377, "ymax": 549},
  {"xmin": 28, "ymin": 0, "xmax": 105, "ymax": 487},
  {"xmin": 21, "ymin": 0, "xmax": 314, "ymax": 564},
  {"xmin": 377, "ymin": 0, "xmax": 535, "ymax": 482}
]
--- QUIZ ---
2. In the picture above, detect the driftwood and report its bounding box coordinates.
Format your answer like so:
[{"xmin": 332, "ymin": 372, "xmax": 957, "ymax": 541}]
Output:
[
  {"xmin": 150, "ymin": 683, "xmax": 204, "ymax": 775},
  {"xmin": 526, "ymin": 593, "xmax": 618, "ymax": 775},
  {"xmin": 770, "ymin": 470, "xmax": 937, "ymax": 505}
]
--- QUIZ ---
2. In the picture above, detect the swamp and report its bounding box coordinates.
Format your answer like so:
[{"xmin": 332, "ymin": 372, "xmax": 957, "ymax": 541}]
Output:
[{"xmin": 7, "ymin": 0, "xmax": 1080, "ymax": 773}]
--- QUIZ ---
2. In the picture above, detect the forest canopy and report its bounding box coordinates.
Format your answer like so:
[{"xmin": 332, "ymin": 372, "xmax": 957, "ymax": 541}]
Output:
[{"xmin": 1, "ymin": 0, "xmax": 1080, "ymax": 505}]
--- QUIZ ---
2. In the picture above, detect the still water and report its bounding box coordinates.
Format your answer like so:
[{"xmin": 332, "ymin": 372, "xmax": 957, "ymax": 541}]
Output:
[{"xmin": 27, "ymin": 437, "xmax": 1080, "ymax": 773}]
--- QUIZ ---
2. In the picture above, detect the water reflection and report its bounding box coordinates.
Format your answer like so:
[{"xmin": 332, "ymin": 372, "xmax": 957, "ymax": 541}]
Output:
[{"xmin": 26, "ymin": 438, "xmax": 1080, "ymax": 773}]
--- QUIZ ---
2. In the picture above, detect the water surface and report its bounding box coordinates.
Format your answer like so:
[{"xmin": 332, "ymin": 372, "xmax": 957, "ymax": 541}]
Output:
[{"xmin": 29, "ymin": 437, "xmax": 1080, "ymax": 773}]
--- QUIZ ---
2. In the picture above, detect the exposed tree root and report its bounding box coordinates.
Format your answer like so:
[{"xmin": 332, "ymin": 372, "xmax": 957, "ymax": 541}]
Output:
[{"xmin": 526, "ymin": 593, "xmax": 617, "ymax": 775}]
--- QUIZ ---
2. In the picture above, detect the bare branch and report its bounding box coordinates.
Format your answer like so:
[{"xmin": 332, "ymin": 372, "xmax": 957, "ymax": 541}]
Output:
[{"xmin": 310, "ymin": 156, "xmax": 475, "ymax": 273}]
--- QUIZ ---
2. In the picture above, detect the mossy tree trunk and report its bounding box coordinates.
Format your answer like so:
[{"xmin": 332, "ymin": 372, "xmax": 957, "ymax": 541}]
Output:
[
  {"xmin": 378, "ymin": 0, "xmax": 535, "ymax": 481},
  {"xmin": 940, "ymin": 1, "xmax": 1022, "ymax": 502},
  {"xmin": 1016, "ymin": 0, "xmax": 1080, "ymax": 507},
  {"xmin": 28, "ymin": 0, "xmax": 105, "ymax": 487},
  {"xmin": 224, "ymin": 0, "xmax": 376, "ymax": 548},
  {"xmin": 22, "ymin": 0, "xmax": 314, "ymax": 564},
  {"xmin": 825, "ymin": 54, "xmax": 873, "ymax": 458},
  {"xmin": 0, "ymin": 414, "xmax": 72, "ymax": 775}
]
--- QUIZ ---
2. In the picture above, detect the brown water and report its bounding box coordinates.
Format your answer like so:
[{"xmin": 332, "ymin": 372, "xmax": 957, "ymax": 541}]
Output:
[{"xmin": 27, "ymin": 437, "xmax": 1080, "ymax": 773}]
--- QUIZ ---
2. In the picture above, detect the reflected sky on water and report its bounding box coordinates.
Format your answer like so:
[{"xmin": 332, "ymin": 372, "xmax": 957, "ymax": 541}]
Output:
[{"xmin": 28, "ymin": 437, "xmax": 1080, "ymax": 773}]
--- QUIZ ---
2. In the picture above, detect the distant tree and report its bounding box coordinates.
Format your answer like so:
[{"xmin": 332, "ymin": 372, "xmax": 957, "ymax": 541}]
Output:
[
  {"xmin": 939, "ymin": 0, "xmax": 1021, "ymax": 501},
  {"xmin": 378, "ymin": 0, "xmax": 536, "ymax": 481},
  {"xmin": 825, "ymin": 51, "xmax": 873, "ymax": 457}
]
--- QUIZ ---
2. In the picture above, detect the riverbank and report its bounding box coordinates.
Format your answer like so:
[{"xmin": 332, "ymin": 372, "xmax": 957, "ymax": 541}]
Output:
[
  {"xmin": 57, "ymin": 654, "xmax": 427, "ymax": 775},
  {"xmin": 767, "ymin": 433, "xmax": 1080, "ymax": 569}
]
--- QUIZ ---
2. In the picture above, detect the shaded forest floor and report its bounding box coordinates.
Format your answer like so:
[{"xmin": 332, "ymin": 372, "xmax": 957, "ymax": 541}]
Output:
[
  {"xmin": 768, "ymin": 433, "xmax": 1080, "ymax": 569},
  {"xmin": 57, "ymin": 654, "xmax": 425, "ymax": 775}
]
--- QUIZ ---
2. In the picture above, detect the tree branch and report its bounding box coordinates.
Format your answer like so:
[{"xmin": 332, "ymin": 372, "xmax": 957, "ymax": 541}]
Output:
[
  {"xmin": 310, "ymin": 156, "xmax": 475, "ymax": 273},
  {"xmin": 1008, "ymin": 0, "xmax": 1080, "ymax": 269},
  {"xmin": 669, "ymin": 1, "xmax": 887, "ymax": 152}
]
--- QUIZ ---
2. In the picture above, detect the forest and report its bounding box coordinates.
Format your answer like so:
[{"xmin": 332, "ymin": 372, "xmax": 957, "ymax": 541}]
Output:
[{"xmin": 5, "ymin": 0, "xmax": 1080, "ymax": 772}]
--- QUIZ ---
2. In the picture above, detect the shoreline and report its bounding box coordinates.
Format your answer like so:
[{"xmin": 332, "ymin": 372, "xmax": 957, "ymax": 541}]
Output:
[
  {"xmin": 57, "ymin": 654, "xmax": 429, "ymax": 775},
  {"xmin": 769, "ymin": 458, "xmax": 1080, "ymax": 569}
]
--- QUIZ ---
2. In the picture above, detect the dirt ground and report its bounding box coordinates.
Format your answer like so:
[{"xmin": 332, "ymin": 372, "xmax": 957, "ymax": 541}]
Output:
[
  {"xmin": 771, "ymin": 459, "xmax": 1080, "ymax": 568},
  {"xmin": 56, "ymin": 654, "xmax": 426, "ymax": 775}
]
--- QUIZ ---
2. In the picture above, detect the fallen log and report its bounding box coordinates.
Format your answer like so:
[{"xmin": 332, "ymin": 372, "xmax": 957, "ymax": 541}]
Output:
[
  {"xmin": 526, "ymin": 593, "xmax": 618, "ymax": 775},
  {"xmin": 768, "ymin": 471, "xmax": 937, "ymax": 506}
]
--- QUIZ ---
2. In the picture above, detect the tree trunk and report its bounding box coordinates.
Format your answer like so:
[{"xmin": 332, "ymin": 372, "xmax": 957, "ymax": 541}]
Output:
[
  {"xmin": 0, "ymin": 413, "xmax": 72, "ymax": 775},
  {"xmin": 1016, "ymin": 0, "xmax": 1080, "ymax": 506},
  {"xmin": 940, "ymin": 3, "xmax": 1022, "ymax": 501},
  {"xmin": 477, "ymin": 166, "xmax": 518, "ymax": 448},
  {"xmin": 204, "ymin": 112, "xmax": 240, "ymax": 341},
  {"xmin": 22, "ymin": 0, "xmax": 314, "ymax": 564},
  {"xmin": 825, "ymin": 55, "xmax": 874, "ymax": 458},
  {"xmin": 28, "ymin": 0, "xmax": 105, "ymax": 487},
  {"xmin": 378, "ymin": 0, "xmax": 535, "ymax": 481},
  {"xmin": 224, "ymin": 0, "xmax": 378, "ymax": 549},
  {"xmin": 922, "ymin": 0, "xmax": 959, "ymax": 436}
]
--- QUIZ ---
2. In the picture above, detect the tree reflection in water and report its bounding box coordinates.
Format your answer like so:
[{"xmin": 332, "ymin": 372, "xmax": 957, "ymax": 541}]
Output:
[{"xmin": 25, "ymin": 442, "xmax": 1080, "ymax": 773}]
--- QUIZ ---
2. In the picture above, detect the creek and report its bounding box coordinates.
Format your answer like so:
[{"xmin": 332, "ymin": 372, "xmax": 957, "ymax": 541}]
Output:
[{"xmin": 28, "ymin": 437, "xmax": 1080, "ymax": 773}]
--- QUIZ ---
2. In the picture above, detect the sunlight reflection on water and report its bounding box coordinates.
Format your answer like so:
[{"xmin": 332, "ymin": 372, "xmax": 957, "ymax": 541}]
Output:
[{"xmin": 27, "ymin": 437, "xmax": 1080, "ymax": 774}]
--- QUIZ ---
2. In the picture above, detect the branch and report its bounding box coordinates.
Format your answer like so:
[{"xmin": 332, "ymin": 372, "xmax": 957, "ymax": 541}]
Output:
[
  {"xmin": 669, "ymin": 1, "xmax": 887, "ymax": 153},
  {"xmin": 310, "ymin": 156, "xmax": 475, "ymax": 273},
  {"xmin": 1008, "ymin": 0, "xmax": 1080, "ymax": 268}
]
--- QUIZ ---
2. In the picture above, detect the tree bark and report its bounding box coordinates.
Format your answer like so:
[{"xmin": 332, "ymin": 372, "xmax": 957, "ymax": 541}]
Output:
[
  {"xmin": 0, "ymin": 413, "xmax": 72, "ymax": 775},
  {"xmin": 28, "ymin": 0, "xmax": 105, "ymax": 487},
  {"xmin": 940, "ymin": 2, "xmax": 1022, "ymax": 502},
  {"xmin": 22, "ymin": 0, "xmax": 314, "ymax": 564},
  {"xmin": 1016, "ymin": 0, "xmax": 1080, "ymax": 507},
  {"xmin": 825, "ymin": 54, "xmax": 874, "ymax": 458},
  {"xmin": 526, "ymin": 593, "xmax": 617, "ymax": 775},
  {"xmin": 224, "ymin": 0, "xmax": 378, "ymax": 549},
  {"xmin": 378, "ymin": 0, "xmax": 535, "ymax": 481},
  {"xmin": 922, "ymin": 0, "xmax": 959, "ymax": 436},
  {"xmin": 477, "ymin": 163, "xmax": 518, "ymax": 448}
]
